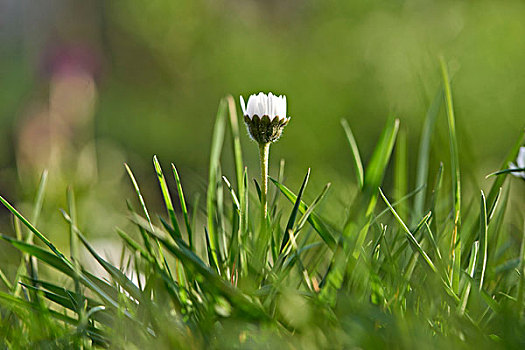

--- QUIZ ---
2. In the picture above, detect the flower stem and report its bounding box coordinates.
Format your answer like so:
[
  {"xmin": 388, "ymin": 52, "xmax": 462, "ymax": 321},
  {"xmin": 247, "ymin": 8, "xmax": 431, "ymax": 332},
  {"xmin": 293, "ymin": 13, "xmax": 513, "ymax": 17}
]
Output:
[{"xmin": 259, "ymin": 142, "xmax": 270, "ymax": 220}]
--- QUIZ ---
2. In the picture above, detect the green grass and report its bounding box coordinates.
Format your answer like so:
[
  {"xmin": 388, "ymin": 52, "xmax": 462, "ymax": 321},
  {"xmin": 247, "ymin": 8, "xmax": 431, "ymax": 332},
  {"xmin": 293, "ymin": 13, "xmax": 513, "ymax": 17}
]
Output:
[{"xmin": 1, "ymin": 66, "xmax": 525, "ymax": 349}]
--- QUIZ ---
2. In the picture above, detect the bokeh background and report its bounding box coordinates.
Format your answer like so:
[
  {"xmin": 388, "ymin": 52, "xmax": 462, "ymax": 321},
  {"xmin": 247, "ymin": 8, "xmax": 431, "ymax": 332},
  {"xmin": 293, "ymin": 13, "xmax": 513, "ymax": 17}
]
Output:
[{"xmin": 1, "ymin": 0, "xmax": 524, "ymax": 248}]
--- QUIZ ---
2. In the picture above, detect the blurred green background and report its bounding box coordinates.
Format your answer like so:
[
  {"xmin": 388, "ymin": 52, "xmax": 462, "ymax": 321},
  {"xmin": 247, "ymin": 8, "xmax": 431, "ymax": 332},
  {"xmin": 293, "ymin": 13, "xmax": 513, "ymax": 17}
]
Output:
[{"xmin": 1, "ymin": 0, "xmax": 524, "ymax": 240}]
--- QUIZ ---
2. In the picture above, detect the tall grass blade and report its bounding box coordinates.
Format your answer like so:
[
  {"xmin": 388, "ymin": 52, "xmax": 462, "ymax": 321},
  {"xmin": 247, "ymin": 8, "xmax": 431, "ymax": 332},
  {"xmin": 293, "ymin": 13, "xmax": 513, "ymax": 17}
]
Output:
[
  {"xmin": 341, "ymin": 119, "xmax": 364, "ymax": 189},
  {"xmin": 476, "ymin": 191, "xmax": 488, "ymax": 290},
  {"xmin": 207, "ymin": 98, "xmax": 228, "ymax": 269},
  {"xmin": 440, "ymin": 57, "xmax": 462, "ymax": 294},
  {"xmin": 413, "ymin": 90, "xmax": 442, "ymax": 220}
]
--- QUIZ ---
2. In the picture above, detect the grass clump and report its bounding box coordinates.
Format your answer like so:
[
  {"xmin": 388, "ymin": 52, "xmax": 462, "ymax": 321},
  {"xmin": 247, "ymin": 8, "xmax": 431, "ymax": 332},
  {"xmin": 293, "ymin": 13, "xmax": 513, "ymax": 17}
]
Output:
[{"xmin": 0, "ymin": 64, "xmax": 525, "ymax": 349}]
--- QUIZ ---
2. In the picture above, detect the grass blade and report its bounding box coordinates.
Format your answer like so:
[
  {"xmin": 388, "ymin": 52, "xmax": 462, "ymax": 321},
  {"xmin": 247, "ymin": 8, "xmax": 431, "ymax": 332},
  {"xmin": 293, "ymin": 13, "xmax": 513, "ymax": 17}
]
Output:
[
  {"xmin": 153, "ymin": 155, "xmax": 182, "ymax": 238},
  {"xmin": 341, "ymin": 119, "xmax": 364, "ymax": 189},
  {"xmin": 172, "ymin": 164, "xmax": 193, "ymax": 250},
  {"xmin": 413, "ymin": 89, "xmax": 442, "ymax": 220},
  {"xmin": 280, "ymin": 169, "xmax": 310, "ymax": 253},
  {"xmin": 440, "ymin": 57, "xmax": 462, "ymax": 294},
  {"xmin": 271, "ymin": 177, "xmax": 336, "ymax": 250},
  {"xmin": 207, "ymin": 98, "xmax": 228, "ymax": 269},
  {"xmin": 476, "ymin": 191, "xmax": 488, "ymax": 290}
]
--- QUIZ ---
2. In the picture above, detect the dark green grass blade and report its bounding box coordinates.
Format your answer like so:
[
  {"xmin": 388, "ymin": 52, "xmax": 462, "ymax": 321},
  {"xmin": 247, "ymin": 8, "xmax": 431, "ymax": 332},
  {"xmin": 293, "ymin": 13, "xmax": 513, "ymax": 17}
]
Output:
[
  {"xmin": 271, "ymin": 178, "xmax": 336, "ymax": 250},
  {"xmin": 74, "ymin": 229, "xmax": 145, "ymax": 304},
  {"xmin": 207, "ymin": 98, "xmax": 228, "ymax": 269},
  {"xmin": 294, "ymin": 183, "xmax": 331, "ymax": 235},
  {"xmin": 341, "ymin": 119, "xmax": 364, "ymax": 189},
  {"xmin": 379, "ymin": 189, "xmax": 437, "ymax": 274},
  {"xmin": 463, "ymin": 131, "xmax": 524, "ymax": 257},
  {"xmin": 19, "ymin": 282, "xmax": 112, "ymax": 326},
  {"xmin": 0, "ymin": 195, "xmax": 67, "ymax": 261},
  {"xmin": 486, "ymin": 167, "xmax": 525, "ymax": 177},
  {"xmin": 0, "ymin": 291, "xmax": 108, "ymax": 345},
  {"xmin": 440, "ymin": 57, "xmax": 462, "ymax": 294},
  {"xmin": 153, "ymin": 155, "xmax": 182, "ymax": 238},
  {"xmin": 320, "ymin": 118, "xmax": 399, "ymax": 304},
  {"xmin": 476, "ymin": 191, "xmax": 488, "ymax": 290},
  {"xmin": 253, "ymin": 179, "xmax": 261, "ymax": 201},
  {"xmin": 172, "ymin": 164, "xmax": 193, "ymax": 250},
  {"xmin": 413, "ymin": 89, "xmax": 442, "ymax": 220},
  {"xmin": 65, "ymin": 187, "xmax": 85, "ymax": 319},
  {"xmin": 279, "ymin": 169, "xmax": 310, "ymax": 253},
  {"xmin": 517, "ymin": 220, "xmax": 525, "ymax": 316},
  {"xmin": 379, "ymin": 188, "xmax": 460, "ymax": 303},
  {"xmin": 0, "ymin": 234, "xmax": 125, "ymax": 312},
  {"xmin": 0, "ymin": 234, "xmax": 74, "ymax": 276},
  {"xmin": 144, "ymin": 227, "xmax": 268, "ymax": 320},
  {"xmin": 62, "ymin": 210, "xmax": 148, "ymax": 305}
]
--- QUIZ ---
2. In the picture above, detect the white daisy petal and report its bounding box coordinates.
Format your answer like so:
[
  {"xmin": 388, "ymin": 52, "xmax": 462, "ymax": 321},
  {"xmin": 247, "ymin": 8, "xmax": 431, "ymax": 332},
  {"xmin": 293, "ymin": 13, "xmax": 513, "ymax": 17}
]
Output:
[
  {"xmin": 241, "ymin": 91, "xmax": 288, "ymax": 121},
  {"xmin": 240, "ymin": 96, "xmax": 247, "ymax": 116},
  {"xmin": 517, "ymin": 147, "xmax": 525, "ymax": 169}
]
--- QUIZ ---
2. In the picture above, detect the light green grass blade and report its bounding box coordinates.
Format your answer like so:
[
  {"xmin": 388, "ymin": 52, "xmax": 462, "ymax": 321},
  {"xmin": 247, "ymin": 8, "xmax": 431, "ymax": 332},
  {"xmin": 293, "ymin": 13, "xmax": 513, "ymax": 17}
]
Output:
[
  {"xmin": 379, "ymin": 189, "xmax": 436, "ymax": 273},
  {"xmin": 341, "ymin": 119, "xmax": 364, "ymax": 189},
  {"xmin": 207, "ymin": 98, "xmax": 228, "ymax": 270},
  {"xmin": 394, "ymin": 127, "xmax": 408, "ymax": 220},
  {"xmin": 125, "ymin": 164, "xmax": 155, "ymax": 234},
  {"xmin": 172, "ymin": 164, "xmax": 193, "ymax": 250},
  {"xmin": 13, "ymin": 170, "xmax": 48, "ymax": 294},
  {"xmin": 144, "ymin": 227, "xmax": 269, "ymax": 320},
  {"xmin": 440, "ymin": 57, "xmax": 462, "ymax": 294},
  {"xmin": 379, "ymin": 188, "xmax": 460, "ymax": 304},
  {"xmin": 227, "ymin": 95, "xmax": 244, "ymax": 195},
  {"xmin": 153, "ymin": 155, "xmax": 182, "ymax": 238},
  {"xmin": 458, "ymin": 242, "xmax": 479, "ymax": 315}
]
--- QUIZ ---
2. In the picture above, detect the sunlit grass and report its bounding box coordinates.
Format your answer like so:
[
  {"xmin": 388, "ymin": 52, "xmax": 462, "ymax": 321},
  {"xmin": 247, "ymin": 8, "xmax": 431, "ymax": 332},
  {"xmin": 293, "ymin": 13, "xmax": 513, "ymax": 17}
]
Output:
[{"xmin": 0, "ymin": 63, "xmax": 525, "ymax": 349}]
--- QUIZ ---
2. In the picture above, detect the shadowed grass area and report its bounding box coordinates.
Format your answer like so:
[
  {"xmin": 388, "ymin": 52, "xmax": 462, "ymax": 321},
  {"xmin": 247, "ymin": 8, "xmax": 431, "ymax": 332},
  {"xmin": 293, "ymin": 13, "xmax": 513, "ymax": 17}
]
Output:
[{"xmin": 0, "ymin": 66, "xmax": 525, "ymax": 349}]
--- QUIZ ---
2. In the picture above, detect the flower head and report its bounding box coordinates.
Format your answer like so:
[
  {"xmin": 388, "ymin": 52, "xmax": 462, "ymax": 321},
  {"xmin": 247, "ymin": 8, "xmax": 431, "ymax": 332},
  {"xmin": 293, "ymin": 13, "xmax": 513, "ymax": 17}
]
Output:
[
  {"xmin": 510, "ymin": 146, "xmax": 525, "ymax": 179},
  {"xmin": 240, "ymin": 92, "xmax": 290, "ymax": 144}
]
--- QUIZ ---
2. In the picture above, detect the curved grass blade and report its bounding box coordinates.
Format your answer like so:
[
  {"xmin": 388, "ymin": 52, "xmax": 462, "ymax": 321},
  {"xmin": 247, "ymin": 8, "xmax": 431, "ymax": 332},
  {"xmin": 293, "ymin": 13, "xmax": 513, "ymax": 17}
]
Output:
[{"xmin": 341, "ymin": 119, "xmax": 364, "ymax": 189}]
